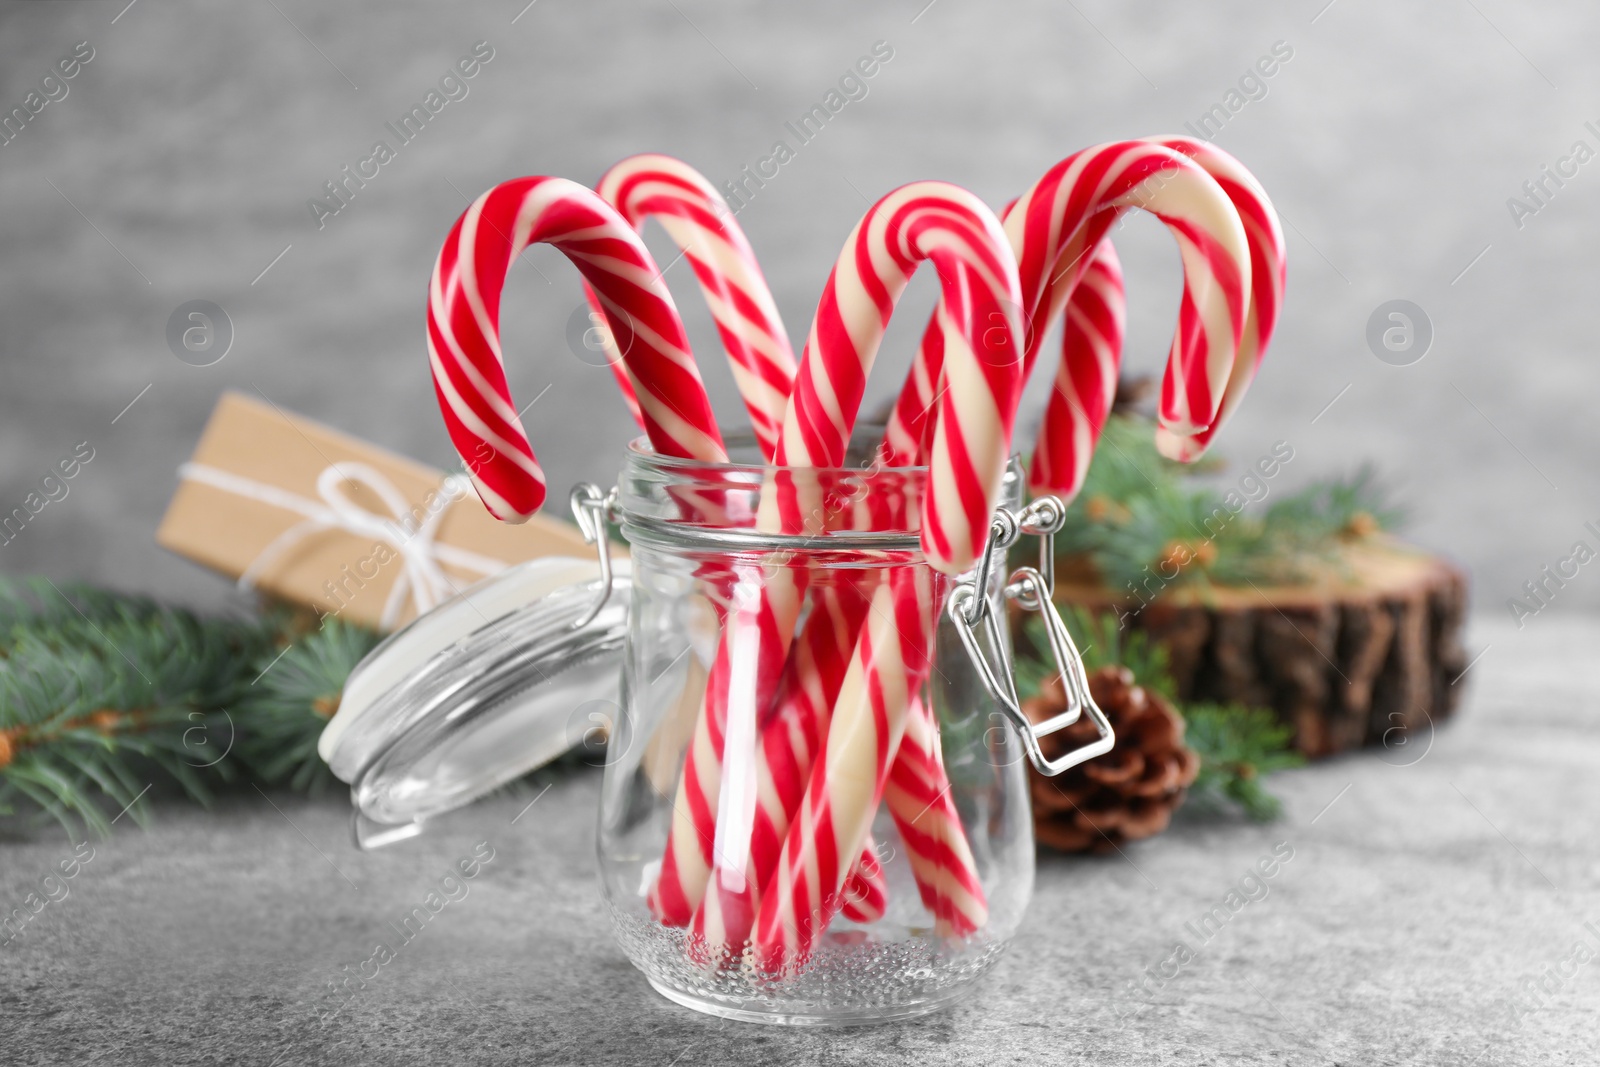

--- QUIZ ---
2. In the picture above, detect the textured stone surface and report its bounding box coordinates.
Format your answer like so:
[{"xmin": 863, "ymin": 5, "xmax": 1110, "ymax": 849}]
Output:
[{"xmin": 3, "ymin": 613, "xmax": 1596, "ymax": 1065}]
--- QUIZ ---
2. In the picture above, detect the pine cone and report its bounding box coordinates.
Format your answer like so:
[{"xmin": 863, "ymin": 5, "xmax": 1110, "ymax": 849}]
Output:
[{"xmin": 1022, "ymin": 665, "xmax": 1199, "ymax": 853}]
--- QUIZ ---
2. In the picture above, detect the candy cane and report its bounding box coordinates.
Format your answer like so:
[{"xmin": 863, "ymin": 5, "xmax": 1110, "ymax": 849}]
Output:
[
  {"xmin": 681, "ymin": 182, "xmax": 1023, "ymax": 960},
  {"xmin": 426, "ymin": 177, "xmax": 785, "ymax": 943},
  {"xmin": 868, "ymin": 146, "xmax": 1248, "ymax": 935},
  {"xmin": 883, "ymin": 236, "xmax": 1124, "ymax": 492},
  {"xmin": 885, "ymin": 140, "xmax": 1251, "ymax": 482},
  {"xmin": 496, "ymin": 159, "xmax": 794, "ymax": 935},
  {"xmin": 780, "ymin": 185, "xmax": 1025, "ymax": 569},
  {"xmin": 1031, "ymin": 140, "xmax": 1283, "ymax": 485},
  {"xmin": 753, "ymin": 566, "xmax": 940, "ymax": 973},
  {"xmin": 884, "ymin": 695, "xmax": 987, "ymax": 936},
  {"xmin": 749, "ymin": 182, "xmax": 1026, "ymax": 973},
  {"xmin": 593, "ymin": 154, "xmax": 798, "ymax": 459},
  {"xmin": 847, "ymin": 143, "xmax": 1257, "ymax": 941},
  {"xmin": 1028, "ymin": 240, "xmax": 1125, "ymax": 495},
  {"xmin": 427, "ymin": 176, "xmax": 726, "ymax": 519},
  {"xmin": 1015, "ymin": 141, "xmax": 1251, "ymax": 457},
  {"xmin": 865, "ymin": 143, "xmax": 1243, "ymax": 931},
  {"xmin": 1144, "ymin": 136, "xmax": 1286, "ymax": 462},
  {"xmin": 878, "ymin": 193, "xmax": 1026, "ymax": 471},
  {"xmin": 685, "ymin": 182, "xmax": 1024, "ymax": 955}
]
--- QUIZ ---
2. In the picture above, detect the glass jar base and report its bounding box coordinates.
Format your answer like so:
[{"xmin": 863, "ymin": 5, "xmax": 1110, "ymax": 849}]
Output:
[
  {"xmin": 613, "ymin": 903, "xmax": 1010, "ymax": 1026},
  {"xmin": 645, "ymin": 975, "xmax": 984, "ymax": 1026}
]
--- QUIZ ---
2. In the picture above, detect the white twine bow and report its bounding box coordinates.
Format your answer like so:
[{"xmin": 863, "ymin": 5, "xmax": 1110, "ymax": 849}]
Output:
[{"xmin": 179, "ymin": 461, "xmax": 508, "ymax": 629}]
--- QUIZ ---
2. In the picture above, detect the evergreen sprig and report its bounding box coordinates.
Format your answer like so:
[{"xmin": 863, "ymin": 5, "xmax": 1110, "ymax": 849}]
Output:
[
  {"xmin": 0, "ymin": 578, "xmax": 274, "ymax": 837},
  {"xmin": 1053, "ymin": 414, "xmax": 1403, "ymax": 594},
  {"xmin": 1181, "ymin": 702, "xmax": 1303, "ymax": 821},
  {"xmin": 0, "ymin": 579, "xmax": 382, "ymax": 838},
  {"xmin": 234, "ymin": 618, "xmax": 381, "ymax": 794}
]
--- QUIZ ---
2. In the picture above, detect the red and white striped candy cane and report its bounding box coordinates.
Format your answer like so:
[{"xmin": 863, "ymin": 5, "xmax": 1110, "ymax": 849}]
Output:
[
  {"xmin": 858, "ymin": 146, "xmax": 1247, "ymax": 936},
  {"xmin": 1144, "ymin": 137, "xmax": 1286, "ymax": 462},
  {"xmin": 423, "ymin": 173, "xmax": 883, "ymax": 942},
  {"xmin": 1012, "ymin": 141, "xmax": 1251, "ymax": 455},
  {"xmin": 884, "ymin": 695, "xmax": 987, "ymax": 936},
  {"xmin": 573, "ymin": 156, "xmax": 796, "ymax": 933},
  {"xmin": 868, "ymin": 144, "xmax": 1259, "ymax": 940},
  {"xmin": 881, "ymin": 236, "xmax": 1124, "ymax": 494},
  {"xmin": 593, "ymin": 154, "xmax": 798, "ymax": 459},
  {"xmin": 878, "ymin": 193, "xmax": 1026, "ymax": 471},
  {"xmin": 683, "ymin": 181, "xmax": 1024, "ymax": 957},
  {"xmin": 426, "ymin": 179, "xmax": 766, "ymax": 939},
  {"xmin": 684, "ymin": 182, "xmax": 1024, "ymax": 955},
  {"xmin": 508, "ymin": 159, "xmax": 797, "ymax": 935},
  {"xmin": 427, "ymin": 176, "xmax": 726, "ymax": 518},
  {"xmin": 752, "ymin": 565, "xmax": 940, "ymax": 973},
  {"xmin": 750, "ymin": 182, "xmax": 1026, "ymax": 972},
  {"xmin": 1028, "ymin": 240, "xmax": 1125, "ymax": 495},
  {"xmin": 885, "ymin": 141, "xmax": 1251, "ymax": 481},
  {"xmin": 780, "ymin": 183, "xmax": 1025, "ymax": 569},
  {"xmin": 1033, "ymin": 139, "xmax": 1284, "ymax": 483}
]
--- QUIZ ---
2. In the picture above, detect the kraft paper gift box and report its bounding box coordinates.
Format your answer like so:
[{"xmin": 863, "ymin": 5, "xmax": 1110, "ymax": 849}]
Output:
[{"xmin": 157, "ymin": 391, "xmax": 598, "ymax": 631}]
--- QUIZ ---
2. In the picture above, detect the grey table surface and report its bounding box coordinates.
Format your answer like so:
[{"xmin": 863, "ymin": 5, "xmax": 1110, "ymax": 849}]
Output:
[{"xmin": 4, "ymin": 611, "xmax": 1598, "ymax": 1066}]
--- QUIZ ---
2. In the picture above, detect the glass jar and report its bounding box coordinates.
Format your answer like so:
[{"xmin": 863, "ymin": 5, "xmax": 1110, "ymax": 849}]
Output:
[
  {"xmin": 322, "ymin": 431, "xmax": 1112, "ymax": 1026},
  {"xmin": 597, "ymin": 434, "xmax": 1065, "ymax": 1025}
]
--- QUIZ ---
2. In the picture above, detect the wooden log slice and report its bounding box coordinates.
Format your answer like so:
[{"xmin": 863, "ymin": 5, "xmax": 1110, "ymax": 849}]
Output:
[{"xmin": 1049, "ymin": 538, "xmax": 1470, "ymax": 758}]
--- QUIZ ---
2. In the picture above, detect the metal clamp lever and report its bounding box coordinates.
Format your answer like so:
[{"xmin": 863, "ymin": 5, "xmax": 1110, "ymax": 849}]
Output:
[
  {"xmin": 570, "ymin": 482, "xmax": 618, "ymax": 632},
  {"xmin": 948, "ymin": 496, "xmax": 1114, "ymax": 777}
]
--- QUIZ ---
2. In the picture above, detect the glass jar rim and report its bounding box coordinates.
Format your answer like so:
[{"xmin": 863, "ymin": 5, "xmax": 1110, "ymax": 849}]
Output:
[
  {"xmin": 616, "ymin": 432, "xmax": 1022, "ymax": 557},
  {"xmin": 622, "ymin": 431, "xmax": 926, "ymax": 478}
]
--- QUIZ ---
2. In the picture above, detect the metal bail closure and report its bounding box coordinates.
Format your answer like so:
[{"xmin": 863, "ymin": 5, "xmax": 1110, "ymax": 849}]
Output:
[
  {"xmin": 568, "ymin": 482, "xmax": 618, "ymax": 631},
  {"xmin": 949, "ymin": 496, "xmax": 1115, "ymax": 777}
]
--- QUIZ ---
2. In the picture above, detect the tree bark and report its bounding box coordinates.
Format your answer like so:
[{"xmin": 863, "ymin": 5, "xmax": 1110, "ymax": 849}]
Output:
[{"xmin": 1052, "ymin": 539, "xmax": 1471, "ymax": 758}]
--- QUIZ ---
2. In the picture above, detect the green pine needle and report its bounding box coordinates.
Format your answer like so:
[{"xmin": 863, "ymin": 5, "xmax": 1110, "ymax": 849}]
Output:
[
  {"xmin": 0, "ymin": 575, "xmax": 547, "ymax": 840},
  {"xmin": 0, "ymin": 577, "xmax": 274, "ymax": 838},
  {"xmin": 0, "ymin": 578, "xmax": 386, "ymax": 838},
  {"xmin": 1181, "ymin": 703, "xmax": 1305, "ymax": 820},
  {"xmin": 234, "ymin": 619, "xmax": 382, "ymax": 794},
  {"xmin": 1055, "ymin": 414, "xmax": 1402, "ymax": 593}
]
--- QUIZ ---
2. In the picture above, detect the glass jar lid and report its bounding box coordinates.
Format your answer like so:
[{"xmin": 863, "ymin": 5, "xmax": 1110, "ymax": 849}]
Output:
[{"xmin": 319, "ymin": 553, "xmax": 628, "ymax": 845}]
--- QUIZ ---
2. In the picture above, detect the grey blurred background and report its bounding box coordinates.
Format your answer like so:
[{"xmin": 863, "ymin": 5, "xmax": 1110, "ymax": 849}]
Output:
[{"xmin": 0, "ymin": 0, "xmax": 1595, "ymax": 627}]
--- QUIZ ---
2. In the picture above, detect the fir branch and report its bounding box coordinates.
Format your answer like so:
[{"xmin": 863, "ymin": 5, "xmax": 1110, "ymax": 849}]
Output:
[
  {"xmin": 1181, "ymin": 703, "xmax": 1305, "ymax": 820},
  {"xmin": 234, "ymin": 619, "xmax": 381, "ymax": 794},
  {"xmin": 0, "ymin": 577, "xmax": 274, "ymax": 837},
  {"xmin": 1055, "ymin": 414, "xmax": 1402, "ymax": 593},
  {"xmin": 0, "ymin": 576, "xmax": 580, "ymax": 840}
]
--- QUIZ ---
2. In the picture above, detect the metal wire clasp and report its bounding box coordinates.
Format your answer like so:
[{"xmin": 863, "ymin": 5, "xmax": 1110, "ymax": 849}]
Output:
[
  {"xmin": 570, "ymin": 482, "xmax": 618, "ymax": 631},
  {"xmin": 948, "ymin": 496, "xmax": 1114, "ymax": 777}
]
